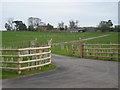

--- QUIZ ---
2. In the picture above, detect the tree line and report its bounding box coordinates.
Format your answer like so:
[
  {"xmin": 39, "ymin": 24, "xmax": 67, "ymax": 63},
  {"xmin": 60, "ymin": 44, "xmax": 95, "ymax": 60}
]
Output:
[
  {"xmin": 98, "ymin": 20, "xmax": 119, "ymax": 32},
  {"xmin": 58, "ymin": 20, "xmax": 79, "ymax": 30},
  {"xmin": 5, "ymin": 17, "xmax": 54, "ymax": 32},
  {"xmin": 5, "ymin": 17, "xmax": 120, "ymax": 32},
  {"xmin": 58, "ymin": 20, "xmax": 120, "ymax": 32}
]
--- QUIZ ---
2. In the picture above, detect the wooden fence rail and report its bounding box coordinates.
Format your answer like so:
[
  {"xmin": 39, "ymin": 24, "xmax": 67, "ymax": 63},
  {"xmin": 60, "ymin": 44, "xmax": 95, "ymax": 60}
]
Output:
[
  {"xmin": 0, "ymin": 39, "xmax": 52, "ymax": 74},
  {"xmin": 72, "ymin": 43, "xmax": 120, "ymax": 60}
]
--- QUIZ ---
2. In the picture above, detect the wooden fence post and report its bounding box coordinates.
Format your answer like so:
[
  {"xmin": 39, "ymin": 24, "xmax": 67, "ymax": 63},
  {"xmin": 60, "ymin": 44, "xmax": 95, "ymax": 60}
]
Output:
[
  {"xmin": 38, "ymin": 48, "xmax": 41, "ymax": 70},
  {"xmin": 80, "ymin": 39, "xmax": 84, "ymax": 58},
  {"xmin": 72, "ymin": 44, "xmax": 74, "ymax": 55},
  {"xmin": 17, "ymin": 51, "xmax": 21, "ymax": 74},
  {"xmin": 29, "ymin": 41, "xmax": 31, "ymax": 54},
  {"xmin": 47, "ymin": 39, "xmax": 52, "ymax": 66}
]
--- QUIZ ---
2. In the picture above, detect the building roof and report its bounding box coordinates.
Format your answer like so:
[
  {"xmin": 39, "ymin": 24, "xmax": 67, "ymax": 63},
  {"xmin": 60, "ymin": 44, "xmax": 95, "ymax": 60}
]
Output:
[{"xmin": 67, "ymin": 28, "xmax": 85, "ymax": 31}]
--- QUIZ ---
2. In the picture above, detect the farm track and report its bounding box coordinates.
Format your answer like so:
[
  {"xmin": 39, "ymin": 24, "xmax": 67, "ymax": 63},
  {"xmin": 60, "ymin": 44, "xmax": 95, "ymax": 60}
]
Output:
[
  {"xmin": 2, "ymin": 54, "xmax": 118, "ymax": 88},
  {"xmin": 52, "ymin": 34, "xmax": 111, "ymax": 45}
]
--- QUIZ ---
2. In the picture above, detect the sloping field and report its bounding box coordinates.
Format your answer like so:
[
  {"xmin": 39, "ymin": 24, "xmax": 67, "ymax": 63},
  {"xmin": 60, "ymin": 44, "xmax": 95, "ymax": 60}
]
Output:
[
  {"xmin": 2, "ymin": 31, "xmax": 110, "ymax": 48},
  {"xmin": 85, "ymin": 32, "xmax": 119, "ymax": 44},
  {"xmin": 51, "ymin": 32, "xmax": 119, "ymax": 60}
]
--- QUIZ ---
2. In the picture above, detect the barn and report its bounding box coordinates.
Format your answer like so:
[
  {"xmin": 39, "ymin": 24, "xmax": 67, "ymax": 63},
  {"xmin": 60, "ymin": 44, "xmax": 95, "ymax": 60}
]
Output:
[{"xmin": 67, "ymin": 29, "xmax": 85, "ymax": 32}]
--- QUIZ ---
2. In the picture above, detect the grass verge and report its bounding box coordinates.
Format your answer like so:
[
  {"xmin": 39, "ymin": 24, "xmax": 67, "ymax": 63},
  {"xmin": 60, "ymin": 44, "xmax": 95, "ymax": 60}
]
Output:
[{"xmin": 1, "ymin": 64, "xmax": 56, "ymax": 79}]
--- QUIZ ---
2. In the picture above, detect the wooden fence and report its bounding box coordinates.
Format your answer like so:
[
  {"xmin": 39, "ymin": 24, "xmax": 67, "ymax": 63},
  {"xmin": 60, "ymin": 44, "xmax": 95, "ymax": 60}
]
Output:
[
  {"xmin": 0, "ymin": 39, "xmax": 52, "ymax": 74},
  {"xmin": 72, "ymin": 42, "xmax": 120, "ymax": 60}
]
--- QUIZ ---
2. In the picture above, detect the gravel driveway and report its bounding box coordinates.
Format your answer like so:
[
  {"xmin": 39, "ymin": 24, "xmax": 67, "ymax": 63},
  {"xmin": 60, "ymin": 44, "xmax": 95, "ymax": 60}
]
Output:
[{"xmin": 2, "ymin": 54, "xmax": 118, "ymax": 88}]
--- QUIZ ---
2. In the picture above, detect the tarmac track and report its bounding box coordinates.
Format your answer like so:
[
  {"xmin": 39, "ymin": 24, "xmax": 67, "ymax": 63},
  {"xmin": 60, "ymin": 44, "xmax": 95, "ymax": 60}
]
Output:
[{"xmin": 2, "ymin": 54, "xmax": 118, "ymax": 88}]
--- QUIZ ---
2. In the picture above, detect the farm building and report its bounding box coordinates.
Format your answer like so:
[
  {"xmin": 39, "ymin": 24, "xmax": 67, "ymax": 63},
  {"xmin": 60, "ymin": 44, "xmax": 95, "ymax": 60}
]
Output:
[
  {"xmin": 83, "ymin": 27, "xmax": 98, "ymax": 32},
  {"xmin": 67, "ymin": 28, "xmax": 85, "ymax": 32},
  {"xmin": 39, "ymin": 24, "xmax": 54, "ymax": 30}
]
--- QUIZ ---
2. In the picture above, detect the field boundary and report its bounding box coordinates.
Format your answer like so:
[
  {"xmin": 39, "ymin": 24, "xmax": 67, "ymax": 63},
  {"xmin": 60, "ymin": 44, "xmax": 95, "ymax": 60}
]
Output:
[
  {"xmin": 72, "ymin": 41, "xmax": 120, "ymax": 60},
  {"xmin": 0, "ymin": 40, "xmax": 52, "ymax": 74}
]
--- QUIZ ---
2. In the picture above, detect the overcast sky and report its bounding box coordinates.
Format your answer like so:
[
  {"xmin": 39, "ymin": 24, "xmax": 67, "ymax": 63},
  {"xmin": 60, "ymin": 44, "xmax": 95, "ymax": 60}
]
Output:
[{"xmin": 0, "ymin": 0, "xmax": 119, "ymax": 29}]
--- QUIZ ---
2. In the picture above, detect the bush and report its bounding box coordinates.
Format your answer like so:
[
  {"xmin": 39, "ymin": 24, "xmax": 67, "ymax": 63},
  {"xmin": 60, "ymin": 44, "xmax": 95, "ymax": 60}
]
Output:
[
  {"xmin": 96, "ymin": 30, "xmax": 101, "ymax": 32},
  {"xmin": 36, "ymin": 26, "xmax": 45, "ymax": 32},
  {"xmin": 28, "ymin": 25, "xmax": 34, "ymax": 31}
]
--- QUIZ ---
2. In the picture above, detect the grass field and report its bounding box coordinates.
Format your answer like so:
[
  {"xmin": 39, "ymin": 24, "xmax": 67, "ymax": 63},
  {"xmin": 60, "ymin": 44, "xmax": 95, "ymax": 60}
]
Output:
[
  {"xmin": 51, "ymin": 32, "xmax": 119, "ymax": 56},
  {"xmin": 2, "ymin": 31, "xmax": 111, "ymax": 48},
  {"xmin": 51, "ymin": 32, "xmax": 119, "ymax": 62},
  {"xmin": 1, "ymin": 31, "xmax": 119, "ymax": 58},
  {"xmin": 85, "ymin": 32, "xmax": 119, "ymax": 44},
  {"xmin": 1, "ymin": 31, "xmax": 119, "ymax": 79}
]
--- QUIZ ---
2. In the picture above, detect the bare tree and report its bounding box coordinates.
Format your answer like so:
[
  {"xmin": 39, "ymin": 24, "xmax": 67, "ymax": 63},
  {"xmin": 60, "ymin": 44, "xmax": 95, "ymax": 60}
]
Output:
[
  {"xmin": 6, "ymin": 18, "xmax": 14, "ymax": 31},
  {"xmin": 75, "ymin": 20, "xmax": 79, "ymax": 28},
  {"xmin": 58, "ymin": 21, "xmax": 64, "ymax": 30},
  {"xmin": 28, "ymin": 17, "xmax": 42, "ymax": 28},
  {"xmin": 5, "ymin": 23, "xmax": 11, "ymax": 31},
  {"xmin": 28, "ymin": 17, "xmax": 34, "ymax": 26},
  {"xmin": 69, "ymin": 20, "xmax": 79, "ymax": 29}
]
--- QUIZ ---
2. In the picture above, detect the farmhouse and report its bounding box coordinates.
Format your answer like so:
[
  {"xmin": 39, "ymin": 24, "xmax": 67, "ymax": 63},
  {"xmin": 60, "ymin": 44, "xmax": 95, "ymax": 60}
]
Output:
[
  {"xmin": 67, "ymin": 28, "xmax": 85, "ymax": 32},
  {"xmin": 83, "ymin": 27, "xmax": 98, "ymax": 32},
  {"xmin": 39, "ymin": 24, "xmax": 54, "ymax": 30}
]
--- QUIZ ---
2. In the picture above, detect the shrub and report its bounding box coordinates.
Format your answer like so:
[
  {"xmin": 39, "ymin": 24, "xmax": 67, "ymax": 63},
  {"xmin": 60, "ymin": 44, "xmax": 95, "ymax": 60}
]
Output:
[
  {"xmin": 96, "ymin": 30, "xmax": 101, "ymax": 32},
  {"xmin": 28, "ymin": 25, "xmax": 34, "ymax": 31},
  {"xmin": 36, "ymin": 26, "xmax": 45, "ymax": 32}
]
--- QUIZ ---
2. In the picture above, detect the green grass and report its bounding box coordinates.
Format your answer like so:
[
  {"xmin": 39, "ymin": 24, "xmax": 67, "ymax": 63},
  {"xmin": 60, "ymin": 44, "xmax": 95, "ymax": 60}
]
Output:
[
  {"xmin": 51, "ymin": 43, "xmax": 73, "ymax": 56},
  {"xmin": 2, "ymin": 31, "xmax": 110, "ymax": 48},
  {"xmin": 1, "ymin": 64, "xmax": 56, "ymax": 79},
  {"xmin": 84, "ymin": 32, "xmax": 119, "ymax": 44},
  {"xmin": 1, "ymin": 31, "xmax": 119, "ymax": 79},
  {"xmin": 2, "ymin": 31, "xmax": 119, "ymax": 60},
  {"xmin": 51, "ymin": 32, "xmax": 119, "ymax": 61}
]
